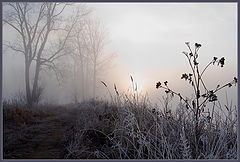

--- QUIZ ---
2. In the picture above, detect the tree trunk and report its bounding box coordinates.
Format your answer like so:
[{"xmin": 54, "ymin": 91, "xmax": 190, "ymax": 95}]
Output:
[
  {"xmin": 85, "ymin": 56, "xmax": 89, "ymax": 100},
  {"xmin": 25, "ymin": 61, "xmax": 32, "ymax": 106},
  {"xmin": 32, "ymin": 60, "xmax": 41, "ymax": 104},
  {"xmin": 73, "ymin": 59, "xmax": 78, "ymax": 103},
  {"xmin": 93, "ymin": 59, "xmax": 96, "ymax": 99},
  {"xmin": 80, "ymin": 57, "xmax": 85, "ymax": 101}
]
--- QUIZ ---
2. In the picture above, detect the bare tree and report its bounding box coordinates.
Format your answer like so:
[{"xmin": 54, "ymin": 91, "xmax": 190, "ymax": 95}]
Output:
[
  {"xmin": 82, "ymin": 18, "xmax": 112, "ymax": 99},
  {"xmin": 65, "ymin": 17, "xmax": 115, "ymax": 101},
  {"xmin": 67, "ymin": 21, "xmax": 88, "ymax": 102},
  {"xmin": 3, "ymin": 2, "xmax": 90, "ymax": 106}
]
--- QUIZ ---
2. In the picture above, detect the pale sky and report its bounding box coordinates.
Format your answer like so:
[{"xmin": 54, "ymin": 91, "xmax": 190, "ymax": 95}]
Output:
[
  {"xmin": 3, "ymin": 3, "xmax": 238, "ymax": 106},
  {"xmin": 87, "ymin": 3, "xmax": 238, "ymax": 105}
]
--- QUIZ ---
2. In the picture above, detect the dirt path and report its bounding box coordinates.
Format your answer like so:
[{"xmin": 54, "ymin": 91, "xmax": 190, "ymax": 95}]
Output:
[
  {"xmin": 18, "ymin": 108, "xmax": 77, "ymax": 159},
  {"xmin": 27, "ymin": 117, "xmax": 70, "ymax": 159}
]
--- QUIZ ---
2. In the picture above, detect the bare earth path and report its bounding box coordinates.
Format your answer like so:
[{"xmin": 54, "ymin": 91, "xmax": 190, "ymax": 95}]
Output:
[
  {"xmin": 5, "ymin": 107, "xmax": 78, "ymax": 159},
  {"xmin": 27, "ymin": 114, "xmax": 72, "ymax": 159}
]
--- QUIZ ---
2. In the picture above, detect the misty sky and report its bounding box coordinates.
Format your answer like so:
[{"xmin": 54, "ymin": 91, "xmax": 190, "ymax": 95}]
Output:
[
  {"xmin": 3, "ymin": 3, "xmax": 237, "ymax": 106},
  {"xmin": 88, "ymin": 3, "xmax": 237, "ymax": 104}
]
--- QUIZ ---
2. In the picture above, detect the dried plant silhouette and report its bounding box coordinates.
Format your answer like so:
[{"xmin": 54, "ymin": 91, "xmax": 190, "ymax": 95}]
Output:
[{"xmin": 156, "ymin": 42, "xmax": 237, "ymax": 157}]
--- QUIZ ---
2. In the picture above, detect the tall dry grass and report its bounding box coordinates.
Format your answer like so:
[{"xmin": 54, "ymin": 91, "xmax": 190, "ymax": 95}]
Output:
[{"xmin": 61, "ymin": 81, "xmax": 237, "ymax": 159}]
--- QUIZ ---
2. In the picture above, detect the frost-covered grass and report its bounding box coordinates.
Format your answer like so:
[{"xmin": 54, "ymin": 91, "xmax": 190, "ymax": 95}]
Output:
[
  {"xmin": 3, "ymin": 78, "xmax": 237, "ymax": 159},
  {"xmin": 61, "ymin": 91, "xmax": 237, "ymax": 159},
  {"xmin": 3, "ymin": 92, "xmax": 237, "ymax": 159},
  {"xmin": 3, "ymin": 88, "xmax": 237, "ymax": 159}
]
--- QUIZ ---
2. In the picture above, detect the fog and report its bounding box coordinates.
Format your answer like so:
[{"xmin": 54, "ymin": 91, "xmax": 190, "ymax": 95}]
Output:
[{"xmin": 2, "ymin": 3, "xmax": 237, "ymax": 107}]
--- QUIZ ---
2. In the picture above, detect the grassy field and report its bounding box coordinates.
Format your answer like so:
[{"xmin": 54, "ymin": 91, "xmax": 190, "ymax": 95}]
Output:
[{"xmin": 3, "ymin": 91, "xmax": 237, "ymax": 159}]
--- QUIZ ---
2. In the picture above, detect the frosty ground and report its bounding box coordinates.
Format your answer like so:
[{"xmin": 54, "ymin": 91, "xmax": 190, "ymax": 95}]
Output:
[{"xmin": 3, "ymin": 94, "xmax": 237, "ymax": 159}]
